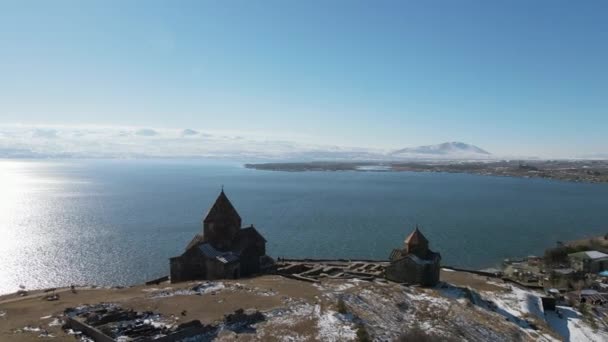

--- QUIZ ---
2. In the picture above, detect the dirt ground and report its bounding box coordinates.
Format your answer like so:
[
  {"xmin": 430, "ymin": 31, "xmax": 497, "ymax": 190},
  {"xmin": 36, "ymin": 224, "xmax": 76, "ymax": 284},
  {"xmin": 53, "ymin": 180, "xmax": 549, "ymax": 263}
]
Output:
[
  {"xmin": 0, "ymin": 275, "xmax": 321, "ymax": 342},
  {"xmin": 440, "ymin": 269, "xmax": 507, "ymax": 292}
]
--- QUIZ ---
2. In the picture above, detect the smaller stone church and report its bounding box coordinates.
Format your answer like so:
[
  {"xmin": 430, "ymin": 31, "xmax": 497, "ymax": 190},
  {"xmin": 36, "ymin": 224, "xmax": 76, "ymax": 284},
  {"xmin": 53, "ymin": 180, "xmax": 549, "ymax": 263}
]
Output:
[
  {"xmin": 170, "ymin": 190, "xmax": 271, "ymax": 282},
  {"xmin": 385, "ymin": 226, "xmax": 441, "ymax": 286}
]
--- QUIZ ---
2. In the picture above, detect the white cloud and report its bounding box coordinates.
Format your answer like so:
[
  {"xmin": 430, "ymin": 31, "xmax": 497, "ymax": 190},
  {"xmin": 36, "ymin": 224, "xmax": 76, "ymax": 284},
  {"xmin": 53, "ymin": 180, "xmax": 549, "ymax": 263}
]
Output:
[
  {"xmin": 5, "ymin": 124, "xmax": 568, "ymax": 160},
  {"xmin": 0, "ymin": 124, "xmax": 384, "ymax": 161},
  {"xmin": 135, "ymin": 129, "xmax": 159, "ymax": 137},
  {"xmin": 31, "ymin": 129, "xmax": 58, "ymax": 139}
]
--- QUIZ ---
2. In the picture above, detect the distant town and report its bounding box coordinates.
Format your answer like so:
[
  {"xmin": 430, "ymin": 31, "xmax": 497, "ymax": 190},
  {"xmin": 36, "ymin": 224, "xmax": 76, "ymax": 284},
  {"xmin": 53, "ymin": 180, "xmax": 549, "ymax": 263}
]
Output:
[
  {"xmin": 246, "ymin": 159, "xmax": 608, "ymax": 183},
  {"xmin": 496, "ymin": 234, "xmax": 608, "ymax": 332}
]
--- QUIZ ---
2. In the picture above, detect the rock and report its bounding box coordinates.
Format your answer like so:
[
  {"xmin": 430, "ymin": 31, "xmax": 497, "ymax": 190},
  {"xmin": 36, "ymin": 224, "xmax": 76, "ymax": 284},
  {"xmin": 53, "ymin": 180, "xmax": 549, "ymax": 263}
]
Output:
[
  {"xmin": 224, "ymin": 308, "xmax": 265, "ymax": 325},
  {"xmin": 177, "ymin": 320, "xmax": 203, "ymax": 330}
]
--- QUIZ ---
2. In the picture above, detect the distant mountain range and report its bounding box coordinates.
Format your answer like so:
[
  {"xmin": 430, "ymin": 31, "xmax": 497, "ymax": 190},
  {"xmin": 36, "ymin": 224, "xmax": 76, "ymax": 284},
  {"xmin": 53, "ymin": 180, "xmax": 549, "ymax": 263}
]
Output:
[
  {"xmin": 0, "ymin": 125, "xmax": 502, "ymax": 161},
  {"xmin": 390, "ymin": 142, "xmax": 491, "ymax": 158}
]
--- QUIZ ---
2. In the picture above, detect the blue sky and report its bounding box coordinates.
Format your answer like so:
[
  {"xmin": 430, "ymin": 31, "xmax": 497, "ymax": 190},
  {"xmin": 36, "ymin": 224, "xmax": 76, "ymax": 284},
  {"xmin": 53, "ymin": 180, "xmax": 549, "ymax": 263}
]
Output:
[{"xmin": 1, "ymin": 1, "xmax": 607, "ymax": 157}]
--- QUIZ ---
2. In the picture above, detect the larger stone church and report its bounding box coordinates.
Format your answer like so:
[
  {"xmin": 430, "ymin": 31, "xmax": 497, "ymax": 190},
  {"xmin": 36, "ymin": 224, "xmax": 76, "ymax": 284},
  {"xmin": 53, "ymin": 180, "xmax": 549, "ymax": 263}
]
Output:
[{"xmin": 170, "ymin": 190, "xmax": 271, "ymax": 282}]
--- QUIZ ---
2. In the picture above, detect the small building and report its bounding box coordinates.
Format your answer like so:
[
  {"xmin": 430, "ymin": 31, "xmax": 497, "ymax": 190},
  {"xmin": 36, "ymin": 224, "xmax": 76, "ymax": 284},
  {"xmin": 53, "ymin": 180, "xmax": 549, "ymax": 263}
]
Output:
[
  {"xmin": 549, "ymin": 268, "xmax": 578, "ymax": 284},
  {"xmin": 385, "ymin": 226, "xmax": 441, "ymax": 286},
  {"xmin": 568, "ymin": 250, "xmax": 608, "ymax": 274},
  {"xmin": 170, "ymin": 190, "xmax": 271, "ymax": 282},
  {"xmin": 526, "ymin": 255, "xmax": 543, "ymax": 266},
  {"xmin": 578, "ymin": 289, "xmax": 608, "ymax": 305}
]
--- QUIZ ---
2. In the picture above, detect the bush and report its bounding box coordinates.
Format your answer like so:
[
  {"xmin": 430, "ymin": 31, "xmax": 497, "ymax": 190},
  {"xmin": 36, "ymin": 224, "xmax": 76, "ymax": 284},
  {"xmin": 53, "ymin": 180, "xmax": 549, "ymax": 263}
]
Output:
[
  {"xmin": 356, "ymin": 323, "xmax": 371, "ymax": 342},
  {"xmin": 589, "ymin": 317, "xmax": 598, "ymax": 331},
  {"xmin": 398, "ymin": 326, "xmax": 458, "ymax": 342},
  {"xmin": 578, "ymin": 302, "xmax": 588, "ymax": 315},
  {"xmin": 336, "ymin": 298, "xmax": 348, "ymax": 315},
  {"xmin": 544, "ymin": 245, "xmax": 588, "ymax": 265}
]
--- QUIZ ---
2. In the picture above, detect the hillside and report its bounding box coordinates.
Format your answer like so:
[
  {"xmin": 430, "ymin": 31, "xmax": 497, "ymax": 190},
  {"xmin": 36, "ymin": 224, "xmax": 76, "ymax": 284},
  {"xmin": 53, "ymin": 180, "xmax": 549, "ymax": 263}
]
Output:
[{"xmin": 1, "ymin": 270, "xmax": 605, "ymax": 341}]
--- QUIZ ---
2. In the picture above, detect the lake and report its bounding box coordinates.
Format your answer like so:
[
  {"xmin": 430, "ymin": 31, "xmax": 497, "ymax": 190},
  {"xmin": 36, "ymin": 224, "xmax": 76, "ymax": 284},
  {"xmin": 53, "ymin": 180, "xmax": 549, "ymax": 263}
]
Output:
[{"xmin": 1, "ymin": 159, "xmax": 608, "ymax": 294}]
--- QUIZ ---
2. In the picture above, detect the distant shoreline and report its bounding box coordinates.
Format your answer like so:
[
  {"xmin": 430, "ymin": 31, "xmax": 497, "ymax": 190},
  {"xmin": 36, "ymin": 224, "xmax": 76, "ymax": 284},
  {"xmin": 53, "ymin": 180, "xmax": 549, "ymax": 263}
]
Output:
[{"xmin": 245, "ymin": 160, "xmax": 608, "ymax": 184}]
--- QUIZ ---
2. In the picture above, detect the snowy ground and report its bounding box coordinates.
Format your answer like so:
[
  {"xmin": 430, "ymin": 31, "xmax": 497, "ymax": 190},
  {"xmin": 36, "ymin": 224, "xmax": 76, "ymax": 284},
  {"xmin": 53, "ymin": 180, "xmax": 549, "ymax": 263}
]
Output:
[
  {"xmin": 254, "ymin": 298, "xmax": 357, "ymax": 341},
  {"xmin": 314, "ymin": 279, "xmax": 526, "ymax": 341},
  {"xmin": 258, "ymin": 276, "xmax": 608, "ymax": 341},
  {"xmin": 474, "ymin": 280, "xmax": 608, "ymax": 342},
  {"xmin": 545, "ymin": 306, "xmax": 607, "ymax": 342}
]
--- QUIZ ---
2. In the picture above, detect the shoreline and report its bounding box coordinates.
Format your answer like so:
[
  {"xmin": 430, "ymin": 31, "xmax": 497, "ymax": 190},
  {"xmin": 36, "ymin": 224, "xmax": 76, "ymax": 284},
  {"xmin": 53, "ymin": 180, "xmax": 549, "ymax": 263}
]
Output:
[
  {"xmin": 245, "ymin": 160, "xmax": 608, "ymax": 184},
  {"xmin": 6, "ymin": 233, "xmax": 605, "ymax": 298}
]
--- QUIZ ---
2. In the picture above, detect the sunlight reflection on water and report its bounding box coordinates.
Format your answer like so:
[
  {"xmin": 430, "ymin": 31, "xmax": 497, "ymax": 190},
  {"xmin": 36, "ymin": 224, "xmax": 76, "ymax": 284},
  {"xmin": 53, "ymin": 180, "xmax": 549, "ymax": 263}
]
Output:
[{"xmin": 0, "ymin": 161, "xmax": 92, "ymax": 294}]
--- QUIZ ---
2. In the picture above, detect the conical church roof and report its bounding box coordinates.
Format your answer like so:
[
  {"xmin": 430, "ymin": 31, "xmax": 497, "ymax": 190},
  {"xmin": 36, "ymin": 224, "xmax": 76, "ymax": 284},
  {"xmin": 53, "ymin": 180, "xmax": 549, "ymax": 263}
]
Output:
[
  {"xmin": 203, "ymin": 190, "xmax": 241, "ymax": 223},
  {"xmin": 404, "ymin": 226, "xmax": 428, "ymax": 246}
]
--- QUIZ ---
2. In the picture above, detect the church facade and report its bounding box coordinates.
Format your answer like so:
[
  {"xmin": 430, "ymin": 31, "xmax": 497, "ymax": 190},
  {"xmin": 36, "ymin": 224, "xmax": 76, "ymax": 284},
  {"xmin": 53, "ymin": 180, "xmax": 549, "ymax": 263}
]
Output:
[
  {"xmin": 170, "ymin": 190, "xmax": 271, "ymax": 282},
  {"xmin": 385, "ymin": 226, "xmax": 441, "ymax": 286}
]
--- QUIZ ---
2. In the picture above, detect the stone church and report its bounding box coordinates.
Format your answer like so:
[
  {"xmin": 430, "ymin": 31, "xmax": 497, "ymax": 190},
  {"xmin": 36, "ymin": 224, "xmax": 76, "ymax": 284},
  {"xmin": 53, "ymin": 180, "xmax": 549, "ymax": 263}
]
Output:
[
  {"xmin": 385, "ymin": 226, "xmax": 441, "ymax": 286},
  {"xmin": 170, "ymin": 190, "xmax": 271, "ymax": 282}
]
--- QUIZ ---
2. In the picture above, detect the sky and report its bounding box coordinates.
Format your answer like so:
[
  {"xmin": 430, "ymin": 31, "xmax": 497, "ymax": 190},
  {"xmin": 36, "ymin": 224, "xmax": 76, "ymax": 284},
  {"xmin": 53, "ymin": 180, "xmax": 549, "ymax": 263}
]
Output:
[{"xmin": 1, "ymin": 1, "xmax": 607, "ymax": 158}]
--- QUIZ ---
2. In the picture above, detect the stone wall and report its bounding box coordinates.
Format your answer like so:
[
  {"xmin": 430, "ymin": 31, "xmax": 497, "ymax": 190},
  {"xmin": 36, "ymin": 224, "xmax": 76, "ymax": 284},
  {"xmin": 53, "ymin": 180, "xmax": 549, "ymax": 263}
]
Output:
[
  {"xmin": 170, "ymin": 255, "xmax": 206, "ymax": 283},
  {"xmin": 385, "ymin": 257, "xmax": 440, "ymax": 286}
]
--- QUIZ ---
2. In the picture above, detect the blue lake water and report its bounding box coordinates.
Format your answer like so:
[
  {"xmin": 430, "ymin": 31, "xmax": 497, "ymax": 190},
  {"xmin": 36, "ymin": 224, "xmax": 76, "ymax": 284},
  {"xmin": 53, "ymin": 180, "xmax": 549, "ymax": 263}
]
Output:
[{"xmin": 1, "ymin": 159, "xmax": 608, "ymax": 294}]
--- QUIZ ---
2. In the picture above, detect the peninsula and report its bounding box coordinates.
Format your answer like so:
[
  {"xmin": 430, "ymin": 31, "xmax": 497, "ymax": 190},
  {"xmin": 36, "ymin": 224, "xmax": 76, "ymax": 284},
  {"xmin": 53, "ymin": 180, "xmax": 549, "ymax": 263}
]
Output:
[{"xmin": 245, "ymin": 159, "xmax": 608, "ymax": 183}]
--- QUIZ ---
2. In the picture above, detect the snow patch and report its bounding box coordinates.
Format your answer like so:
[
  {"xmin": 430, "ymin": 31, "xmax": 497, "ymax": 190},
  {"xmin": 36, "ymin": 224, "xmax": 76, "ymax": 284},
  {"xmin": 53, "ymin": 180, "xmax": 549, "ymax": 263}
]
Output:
[
  {"xmin": 480, "ymin": 285, "xmax": 544, "ymax": 323},
  {"xmin": 314, "ymin": 282, "xmax": 355, "ymax": 293},
  {"xmin": 141, "ymin": 287, "xmax": 173, "ymax": 292},
  {"xmin": 264, "ymin": 300, "xmax": 316, "ymax": 327},
  {"xmin": 407, "ymin": 291, "xmax": 451, "ymax": 307},
  {"xmin": 48, "ymin": 318, "xmax": 64, "ymax": 327},
  {"xmin": 315, "ymin": 305, "xmax": 357, "ymax": 341},
  {"xmin": 150, "ymin": 282, "xmax": 225, "ymax": 298},
  {"xmin": 66, "ymin": 329, "xmax": 82, "ymax": 336},
  {"xmin": 545, "ymin": 306, "xmax": 608, "ymax": 342}
]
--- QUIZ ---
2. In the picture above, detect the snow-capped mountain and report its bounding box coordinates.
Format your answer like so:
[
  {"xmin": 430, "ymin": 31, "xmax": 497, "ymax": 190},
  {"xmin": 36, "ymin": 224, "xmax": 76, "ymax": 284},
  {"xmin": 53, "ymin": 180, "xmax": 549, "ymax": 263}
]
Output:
[{"xmin": 390, "ymin": 142, "xmax": 491, "ymax": 158}]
